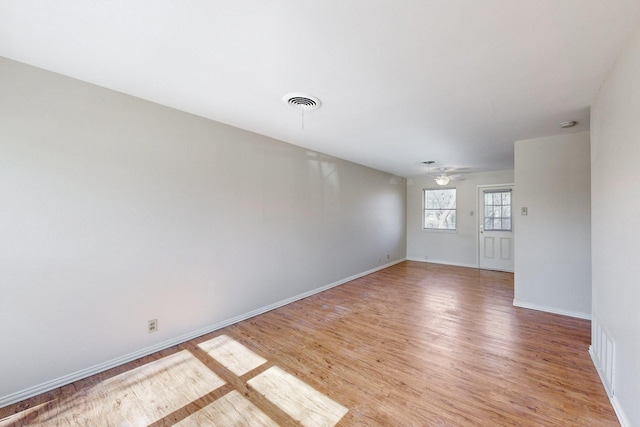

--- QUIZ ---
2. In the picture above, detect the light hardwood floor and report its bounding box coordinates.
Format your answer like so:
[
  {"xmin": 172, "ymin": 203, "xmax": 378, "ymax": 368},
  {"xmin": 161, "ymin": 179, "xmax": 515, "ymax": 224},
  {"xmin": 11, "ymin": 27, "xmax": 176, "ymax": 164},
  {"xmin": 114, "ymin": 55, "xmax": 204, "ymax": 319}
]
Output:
[{"xmin": 0, "ymin": 261, "xmax": 618, "ymax": 426}]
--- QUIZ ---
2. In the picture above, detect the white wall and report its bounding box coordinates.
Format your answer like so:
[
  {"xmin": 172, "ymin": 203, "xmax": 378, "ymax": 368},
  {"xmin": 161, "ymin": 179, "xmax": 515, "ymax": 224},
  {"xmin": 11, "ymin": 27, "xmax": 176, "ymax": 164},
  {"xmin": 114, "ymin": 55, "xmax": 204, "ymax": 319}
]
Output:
[
  {"xmin": 406, "ymin": 170, "xmax": 514, "ymax": 267},
  {"xmin": 0, "ymin": 57, "xmax": 407, "ymax": 404},
  {"xmin": 591, "ymin": 21, "xmax": 640, "ymax": 426},
  {"xmin": 513, "ymin": 132, "xmax": 591, "ymax": 319}
]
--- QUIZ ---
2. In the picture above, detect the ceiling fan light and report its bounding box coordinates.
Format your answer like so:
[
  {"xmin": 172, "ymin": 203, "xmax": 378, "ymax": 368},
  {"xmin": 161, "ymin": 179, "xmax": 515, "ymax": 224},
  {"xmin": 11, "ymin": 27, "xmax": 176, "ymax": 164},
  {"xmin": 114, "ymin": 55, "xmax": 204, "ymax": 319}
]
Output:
[{"xmin": 435, "ymin": 175, "xmax": 450, "ymax": 186}]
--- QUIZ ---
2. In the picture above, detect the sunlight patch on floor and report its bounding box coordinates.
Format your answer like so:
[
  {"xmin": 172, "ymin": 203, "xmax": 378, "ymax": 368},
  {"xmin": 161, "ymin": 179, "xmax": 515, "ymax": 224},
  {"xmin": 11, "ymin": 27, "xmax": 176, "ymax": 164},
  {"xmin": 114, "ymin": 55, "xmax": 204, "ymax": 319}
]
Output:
[
  {"xmin": 0, "ymin": 350, "xmax": 225, "ymax": 427},
  {"xmin": 248, "ymin": 366, "xmax": 348, "ymax": 427},
  {"xmin": 2, "ymin": 338, "xmax": 349, "ymax": 426},
  {"xmin": 173, "ymin": 390, "xmax": 278, "ymax": 427},
  {"xmin": 198, "ymin": 334, "xmax": 267, "ymax": 376}
]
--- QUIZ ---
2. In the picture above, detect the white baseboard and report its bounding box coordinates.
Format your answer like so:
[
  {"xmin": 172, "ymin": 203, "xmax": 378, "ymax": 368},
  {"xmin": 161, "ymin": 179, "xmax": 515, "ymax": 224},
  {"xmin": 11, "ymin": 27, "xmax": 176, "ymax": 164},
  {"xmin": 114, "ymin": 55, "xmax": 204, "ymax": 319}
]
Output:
[
  {"xmin": 589, "ymin": 346, "xmax": 630, "ymax": 427},
  {"xmin": 512, "ymin": 300, "xmax": 591, "ymax": 320},
  {"xmin": 406, "ymin": 257, "xmax": 477, "ymax": 269},
  {"xmin": 0, "ymin": 258, "xmax": 406, "ymax": 409},
  {"xmin": 610, "ymin": 395, "xmax": 631, "ymax": 427}
]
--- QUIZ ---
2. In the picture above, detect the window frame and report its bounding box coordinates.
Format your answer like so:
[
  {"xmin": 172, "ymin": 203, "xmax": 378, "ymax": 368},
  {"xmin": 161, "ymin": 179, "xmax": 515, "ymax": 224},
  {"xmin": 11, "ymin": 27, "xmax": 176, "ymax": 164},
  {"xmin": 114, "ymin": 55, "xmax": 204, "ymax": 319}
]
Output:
[{"xmin": 422, "ymin": 187, "xmax": 457, "ymax": 231}]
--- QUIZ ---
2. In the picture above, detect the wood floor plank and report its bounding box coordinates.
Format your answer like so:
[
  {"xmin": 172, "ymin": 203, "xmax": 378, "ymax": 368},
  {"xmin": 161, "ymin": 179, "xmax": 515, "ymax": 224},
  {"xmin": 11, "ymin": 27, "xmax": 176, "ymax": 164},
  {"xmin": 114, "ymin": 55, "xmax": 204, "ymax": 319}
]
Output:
[{"xmin": 0, "ymin": 262, "xmax": 618, "ymax": 426}]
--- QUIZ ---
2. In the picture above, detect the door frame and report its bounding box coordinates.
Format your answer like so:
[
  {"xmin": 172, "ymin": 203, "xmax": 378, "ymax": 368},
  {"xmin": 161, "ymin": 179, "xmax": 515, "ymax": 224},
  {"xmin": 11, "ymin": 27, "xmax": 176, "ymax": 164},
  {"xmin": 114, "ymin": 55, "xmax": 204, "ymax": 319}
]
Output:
[{"xmin": 477, "ymin": 183, "xmax": 515, "ymax": 271}]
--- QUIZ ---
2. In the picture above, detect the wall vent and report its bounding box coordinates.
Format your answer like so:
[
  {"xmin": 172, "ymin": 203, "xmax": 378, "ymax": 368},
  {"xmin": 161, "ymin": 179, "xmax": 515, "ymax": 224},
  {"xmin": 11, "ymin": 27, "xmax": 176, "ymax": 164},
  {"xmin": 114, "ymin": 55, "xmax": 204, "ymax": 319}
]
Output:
[{"xmin": 590, "ymin": 315, "xmax": 615, "ymax": 397}]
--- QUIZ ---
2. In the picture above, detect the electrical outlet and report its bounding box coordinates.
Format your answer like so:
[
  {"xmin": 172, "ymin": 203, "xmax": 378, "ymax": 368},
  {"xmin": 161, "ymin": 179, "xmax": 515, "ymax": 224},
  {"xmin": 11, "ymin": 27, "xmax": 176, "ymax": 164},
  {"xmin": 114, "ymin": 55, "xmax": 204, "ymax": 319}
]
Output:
[
  {"xmin": 148, "ymin": 319, "xmax": 158, "ymax": 333},
  {"xmin": 387, "ymin": 254, "xmax": 390, "ymax": 260}
]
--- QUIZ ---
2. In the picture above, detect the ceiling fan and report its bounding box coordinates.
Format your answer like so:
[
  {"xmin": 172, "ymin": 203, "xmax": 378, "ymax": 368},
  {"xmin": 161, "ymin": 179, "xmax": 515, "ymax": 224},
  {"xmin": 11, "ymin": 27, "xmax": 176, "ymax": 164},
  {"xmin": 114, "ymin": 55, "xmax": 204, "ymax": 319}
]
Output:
[{"xmin": 422, "ymin": 161, "xmax": 465, "ymax": 186}]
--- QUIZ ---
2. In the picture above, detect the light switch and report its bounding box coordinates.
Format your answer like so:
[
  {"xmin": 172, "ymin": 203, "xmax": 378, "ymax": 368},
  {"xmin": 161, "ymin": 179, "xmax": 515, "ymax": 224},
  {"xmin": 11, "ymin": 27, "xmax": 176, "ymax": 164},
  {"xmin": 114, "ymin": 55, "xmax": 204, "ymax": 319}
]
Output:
[{"xmin": 521, "ymin": 207, "xmax": 528, "ymax": 216}]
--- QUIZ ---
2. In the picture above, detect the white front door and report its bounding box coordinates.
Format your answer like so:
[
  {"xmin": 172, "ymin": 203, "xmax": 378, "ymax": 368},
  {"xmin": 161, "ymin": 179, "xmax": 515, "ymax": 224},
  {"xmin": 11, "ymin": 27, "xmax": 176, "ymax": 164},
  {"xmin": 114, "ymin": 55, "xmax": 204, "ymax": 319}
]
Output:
[{"xmin": 478, "ymin": 185, "xmax": 514, "ymax": 272}]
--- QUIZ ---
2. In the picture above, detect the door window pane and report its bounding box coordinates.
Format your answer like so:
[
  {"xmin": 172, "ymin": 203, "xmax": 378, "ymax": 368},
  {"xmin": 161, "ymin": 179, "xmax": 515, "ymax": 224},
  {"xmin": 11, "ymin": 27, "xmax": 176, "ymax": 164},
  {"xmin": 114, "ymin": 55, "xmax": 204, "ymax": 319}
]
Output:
[{"xmin": 483, "ymin": 190, "xmax": 512, "ymax": 231}]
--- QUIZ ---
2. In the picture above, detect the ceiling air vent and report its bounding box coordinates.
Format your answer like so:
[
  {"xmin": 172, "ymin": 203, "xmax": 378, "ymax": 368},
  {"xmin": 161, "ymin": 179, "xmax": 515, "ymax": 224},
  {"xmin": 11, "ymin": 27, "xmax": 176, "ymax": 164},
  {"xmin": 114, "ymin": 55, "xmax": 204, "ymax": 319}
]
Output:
[
  {"xmin": 283, "ymin": 93, "xmax": 321, "ymax": 111},
  {"xmin": 560, "ymin": 120, "xmax": 577, "ymax": 128}
]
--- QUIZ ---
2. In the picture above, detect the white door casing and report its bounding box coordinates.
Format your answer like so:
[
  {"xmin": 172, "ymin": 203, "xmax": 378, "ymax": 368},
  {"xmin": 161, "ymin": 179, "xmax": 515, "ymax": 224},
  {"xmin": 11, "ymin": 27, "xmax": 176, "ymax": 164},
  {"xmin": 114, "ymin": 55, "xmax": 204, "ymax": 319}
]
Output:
[{"xmin": 478, "ymin": 185, "xmax": 514, "ymax": 272}]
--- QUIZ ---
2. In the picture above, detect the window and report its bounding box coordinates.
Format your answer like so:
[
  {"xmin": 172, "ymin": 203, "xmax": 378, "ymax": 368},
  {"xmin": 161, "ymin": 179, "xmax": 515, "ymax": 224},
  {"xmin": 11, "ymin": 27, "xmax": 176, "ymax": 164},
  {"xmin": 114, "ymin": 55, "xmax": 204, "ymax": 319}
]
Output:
[
  {"xmin": 423, "ymin": 188, "xmax": 456, "ymax": 230},
  {"xmin": 484, "ymin": 189, "xmax": 511, "ymax": 231}
]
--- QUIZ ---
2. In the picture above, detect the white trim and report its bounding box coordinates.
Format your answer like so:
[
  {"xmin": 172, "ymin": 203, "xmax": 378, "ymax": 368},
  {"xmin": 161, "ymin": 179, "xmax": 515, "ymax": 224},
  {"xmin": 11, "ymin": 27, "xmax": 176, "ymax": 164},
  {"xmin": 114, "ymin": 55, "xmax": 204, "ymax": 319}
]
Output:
[
  {"xmin": 406, "ymin": 257, "xmax": 477, "ymax": 269},
  {"xmin": 484, "ymin": 267, "xmax": 514, "ymax": 273},
  {"xmin": 421, "ymin": 229, "xmax": 458, "ymax": 234},
  {"xmin": 0, "ymin": 258, "xmax": 406, "ymax": 409},
  {"xmin": 477, "ymin": 183, "xmax": 515, "ymax": 188},
  {"xmin": 406, "ymin": 257, "xmax": 514, "ymax": 272},
  {"xmin": 589, "ymin": 347, "xmax": 630, "ymax": 427},
  {"xmin": 610, "ymin": 395, "xmax": 631, "ymax": 427},
  {"xmin": 477, "ymin": 183, "xmax": 515, "ymax": 271},
  {"xmin": 512, "ymin": 300, "xmax": 591, "ymax": 320}
]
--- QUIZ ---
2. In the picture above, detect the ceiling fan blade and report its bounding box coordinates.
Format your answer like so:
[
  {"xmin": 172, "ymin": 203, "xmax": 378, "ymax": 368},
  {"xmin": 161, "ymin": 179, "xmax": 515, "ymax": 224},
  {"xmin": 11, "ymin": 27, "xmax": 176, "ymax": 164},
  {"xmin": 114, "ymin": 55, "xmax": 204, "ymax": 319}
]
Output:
[{"xmin": 448, "ymin": 174, "xmax": 465, "ymax": 181}]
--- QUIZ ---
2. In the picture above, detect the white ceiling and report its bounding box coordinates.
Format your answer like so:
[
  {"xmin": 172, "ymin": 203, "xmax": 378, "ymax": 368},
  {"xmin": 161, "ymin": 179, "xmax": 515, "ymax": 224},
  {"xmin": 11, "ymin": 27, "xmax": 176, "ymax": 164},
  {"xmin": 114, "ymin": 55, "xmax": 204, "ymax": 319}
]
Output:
[{"xmin": 1, "ymin": 1, "xmax": 639, "ymax": 177}]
